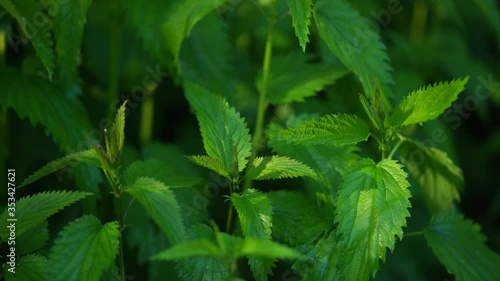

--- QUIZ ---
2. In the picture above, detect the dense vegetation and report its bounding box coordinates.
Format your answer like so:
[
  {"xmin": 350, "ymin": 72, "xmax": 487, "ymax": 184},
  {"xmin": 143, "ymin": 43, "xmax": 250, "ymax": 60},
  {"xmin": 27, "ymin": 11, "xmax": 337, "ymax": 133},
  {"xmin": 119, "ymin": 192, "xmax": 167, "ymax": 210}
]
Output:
[{"xmin": 1, "ymin": 0, "xmax": 500, "ymax": 280}]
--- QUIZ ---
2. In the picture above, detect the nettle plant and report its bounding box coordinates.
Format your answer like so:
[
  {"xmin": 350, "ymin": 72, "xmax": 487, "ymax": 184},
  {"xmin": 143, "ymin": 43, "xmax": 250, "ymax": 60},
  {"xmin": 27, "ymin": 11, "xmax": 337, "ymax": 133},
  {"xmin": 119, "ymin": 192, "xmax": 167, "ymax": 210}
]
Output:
[{"xmin": 1, "ymin": 0, "xmax": 500, "ymax": 280}]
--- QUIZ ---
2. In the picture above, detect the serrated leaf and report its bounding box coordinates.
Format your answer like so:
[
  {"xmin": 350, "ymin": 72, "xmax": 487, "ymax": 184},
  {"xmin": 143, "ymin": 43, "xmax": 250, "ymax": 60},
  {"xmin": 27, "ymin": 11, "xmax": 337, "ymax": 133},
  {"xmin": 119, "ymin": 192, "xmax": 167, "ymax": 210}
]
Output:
[
  {"xmin": 424, "ymin": 212, "xmax": 500, "ymax": 281},
  {"xmin": 269, "ymin": 113, "xmax": 370, "ymax": 147},
  {"xmin": 398, "ymin": 139, "xmax": 463, "ymax": 212},
  {"xmin": 246, "ymin": 156, "xmax": 317, "ymax": 180},
  {"xmin": 0, "ymin": 0, "xmax": 54, "ymax": 78},
  {"xmin": 0, "ymin": 191, "xmax": 91, "ymax": 239},
  {"xmin": 178, "ymin": 224, "xmax": 230, "ymax": 281},
  {"xmin": 314, "ymin": 0, "xmax": 393, "ymax": 99},
  {"xmin": 187, "ymin": 155, "xmax": 230, "ymax": 178},
  {"xmin": 125, "ymin": 177, "xmax": 186, "ymax": 244},
  {"xmin": 231, "ymin": 188, "xmax": 274, "ymax": 281},
  {"xmin": 180, "ymin": 14, "xmax": 235, "ymax": 96},
  {"xmin": 123, "ymin": 0, "xmax": 224, "ymax": 71},
  {"xmin": 53, "ymin": 0, "xmax": 92, "ymax": 96},
  {"xmin": 0, "ymin": 67, "xmax": 102, "ymax": 195},
  {"xmin": 389, "ymin": 78, "xmax": 469, "ymax": 127},
  {"xmin": 335, "ymin": 159, "xmax": 411, "ymax": 280},
  {"xmin": 153, "ymin": 239, "xmax": 224, "ymax": 260},
  {"xmin": 184, "ymin": 83, "xmax": 252, "ymax": 176},
  {"xmin": 17, "ymin": 221, "xmax": 49, "ymax": 255},
  {"xmin": 107, "ymin": 101, "xmax": 127, "ymax": 167},
  {"xmin": 269, "ymin": 190, "xmax": 331, "ymax": 246},
  {"xmin": 47, "ymin": 215, "xmax": 120, "ymax": 281},
  {"xmin": 287, "ymin": 0, "xmax": 313, "ymax": 51},
  {"xmin": 5, "ymin": 254, "xmax": 47, "ymax": 281},
  {"xmin": 292, "ymin": 231, "xmax": 342, "ymax": 281},
  {"xmin": 263, "ymin": 52, "xmax": 348, "ymax": 105},
  {"xmin": 20, "ymin": 150, "xmax": 102, "ymax": 187},
  {"xmin": 124, "ymin": 158, "xmax": 201, "ymax": 188}
]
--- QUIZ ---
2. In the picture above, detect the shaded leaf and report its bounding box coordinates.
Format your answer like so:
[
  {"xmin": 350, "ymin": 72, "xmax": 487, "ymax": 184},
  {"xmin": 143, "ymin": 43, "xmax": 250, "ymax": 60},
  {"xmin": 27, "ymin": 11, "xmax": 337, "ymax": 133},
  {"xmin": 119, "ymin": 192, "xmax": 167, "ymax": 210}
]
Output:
[{"xmin": 5, "ymin": 254, "xmax": 47, "ymax": 281}]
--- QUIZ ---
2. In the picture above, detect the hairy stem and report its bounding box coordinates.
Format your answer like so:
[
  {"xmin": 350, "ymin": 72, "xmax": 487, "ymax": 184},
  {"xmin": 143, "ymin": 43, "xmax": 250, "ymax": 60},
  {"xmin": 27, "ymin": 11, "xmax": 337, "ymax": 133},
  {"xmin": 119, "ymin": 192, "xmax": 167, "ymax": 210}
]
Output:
[{"xmin": 116, "ymin": 196, "xmax": 126, "ymax": 281}]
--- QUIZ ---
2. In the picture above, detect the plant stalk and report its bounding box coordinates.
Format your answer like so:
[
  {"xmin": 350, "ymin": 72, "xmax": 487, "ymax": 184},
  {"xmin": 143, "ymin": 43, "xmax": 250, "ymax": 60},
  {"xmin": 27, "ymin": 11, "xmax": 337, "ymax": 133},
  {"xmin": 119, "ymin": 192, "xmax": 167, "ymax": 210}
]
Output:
[
  {"xmin": 225, "ymin": 183, "xmax": 234, "ymax": 233},
  {"xmin": 108, "ymin": 3, "xmax": 121, "ymax": 119}
]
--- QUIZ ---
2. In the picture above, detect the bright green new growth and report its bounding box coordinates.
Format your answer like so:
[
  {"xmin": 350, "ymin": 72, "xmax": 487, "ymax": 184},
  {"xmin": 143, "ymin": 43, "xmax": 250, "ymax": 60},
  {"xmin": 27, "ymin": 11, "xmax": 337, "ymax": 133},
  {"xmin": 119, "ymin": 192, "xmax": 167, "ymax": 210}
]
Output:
[
  {"xmin": 314, "ymin": 0, "xmax": 393, "ymax": 100},
  {"xmin": 335, "ymin": 159, "xmax": 411, "ymax": 281},
  {"xmin": 424, "ymin": 212, "xmax": 500, "ymax": 280},
  {"xmin": 47, "ymin": 215, "xmax": 120, "ymax": 281},
  {"xmin": 184, "ymin": 83, "xmax": 252, "ymax": 178},
  {"xmin": 398, "ymin": 139, "xmax": 463, "ymax": 211},
  {"xmin": 269, "ymin": 113, "xmax": 370, "ymax": 147},
  {"xmin": 0, "ymin": 191, "xmax": 91, "ymax": 239},
  {"xmin": 287, "ymin": 0, "xmax": 313, "ymax": 51},
  {"xmin": 188, "ymin": 155, "xmax": 231, "ymax": 179},
  {"xmin": 389, "ymin": 77, "xmax": 469, "ymax": 127},
  {"xmin": 263, "ymin": 52, "xmax": 348, "ymax": 105},
  {"xmin": 124, "ymin": 177, "xmax": 186, "ymax": 244},
  {"xmin": 246, "ymin": 156, "xmax": 317, "ymax": 180}
]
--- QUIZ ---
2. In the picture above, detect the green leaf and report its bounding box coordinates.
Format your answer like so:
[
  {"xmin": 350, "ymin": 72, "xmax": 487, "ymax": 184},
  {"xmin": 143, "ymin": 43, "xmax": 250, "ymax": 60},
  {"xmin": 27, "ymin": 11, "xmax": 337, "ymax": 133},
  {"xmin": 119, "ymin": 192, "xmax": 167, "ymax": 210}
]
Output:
[
  {"xmin": 0, "ymin": 67, "xmax": 102, "ymax": 195},
  {"xmin": 47, "ymin": 215, "xmax": 120, "ymax": 281},
  {"xmin": 246, "ymin": 156, "xmax": 317, "ymax": 180},
  {"xmin": 0, "ymin": 191, "xmax": 91, "ymax": 239},
  {"xmin": 53, "ymin": 0, "xmax": 92, "ymax": 96},
  {"xmin": 178, "ymin": 224, "xmax": 230, "ymax": 281},
  {"xmin": 107, "ymin": 101, "xmax": 127, "ymax": 166},
  {"xmin": 17, "ymin": 221, "xmax": 49, "ymax": 255},
  {"xmin": 185, "ymin": 83, "xmax": 252, "ymax": 176},
  {"xmin": 0, "ymin": 0, "xmax": 54, "ymax": 78},
  {"xmin": 125, "ymin": 177, "xmax": 186, "ymax": 244},
  {"xmin": 398, "ymin": 139, "xmax": 463, "ymax": 212},
  {"xmin": 187, "ymin": 155, "xmax": 230, "ymax": 178},
  {"xmin": 389, "ymin": 78, "xmax": 469, "ymax": 127},
  {"xmin": 231, "ymin": 188, "xmax": 274, "ymax": 281},
  {"xmin": 236, "ymin": 238, "xmax": 300, "ymax": 259},
  {"xmin": 292, "ymin": 231, "xmax": 342, "ymax": 281},
  {"xmin": 20, "ymin": 150, "xmax": 102, "ymax": 187},
  {"xmin": 269, "ymin": 190, "xmax": 331, "ymax": 246},
  {"xmin": 424, "ymin": 212, "xmax": 500, "ymax": 281},
  {"xmin": 5, "ymin": 254, "xmax": 47, "ymax": 281},
  {"xmin": 263, "ymin": 52, "xmax": 348, "ymax": 105},
  {"xmin": 287, "ymin": 0, "xmax": 313, "ymax": 51},
  {"xmin": 335, "ymin": 159, "xmax": 411, "ymax": 280},
  {"xmin": 153, "ymin": 239, "xmax": 224, "ymax": 260},
  {"xmin": 124, "ymin": 158, "xmax": 201, "ymax": 188},
  {"xmin": 180, "ymin": 14, "xmax": 235, "ymax": 96},
  {"xmin": 268, "ymin": 113, "xmax": 370, "ymax": 147},
  {"xmin": 124, "ymin": 0, "xmax": 224, "ymax": 70},
  {"xmin": 313, "ymin": 0, "xmax": 392, "ymax": 99}
]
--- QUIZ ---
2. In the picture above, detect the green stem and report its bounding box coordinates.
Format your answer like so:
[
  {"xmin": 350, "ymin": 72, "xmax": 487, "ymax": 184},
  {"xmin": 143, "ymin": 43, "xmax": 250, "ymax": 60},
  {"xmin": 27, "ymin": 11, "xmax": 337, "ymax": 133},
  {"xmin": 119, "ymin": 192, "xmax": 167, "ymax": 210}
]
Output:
[
  {"xmin": 388, "ymin": 138, "xmax": 405, "ymax": 159},
  {"xmin": 244, "ymin": 0, "xmax": 277, "ymax": 191},
  {"xmin": 108, "ymin": 3, "xmax": 121, "ymax": 119},
  {"xmin": 139, "ymin": 90, "xmax": 155, "ymax": 146},
  {"xmin": 116, "ymin": 196, "xmax": 126, "ymax": 281},
  {"xmin": 404, "ymin": 230, "xmax": 424, "ymax": 238},
  {"xmin": 226, "ymin": 183, "xmax": 234, "ymax": 233}
]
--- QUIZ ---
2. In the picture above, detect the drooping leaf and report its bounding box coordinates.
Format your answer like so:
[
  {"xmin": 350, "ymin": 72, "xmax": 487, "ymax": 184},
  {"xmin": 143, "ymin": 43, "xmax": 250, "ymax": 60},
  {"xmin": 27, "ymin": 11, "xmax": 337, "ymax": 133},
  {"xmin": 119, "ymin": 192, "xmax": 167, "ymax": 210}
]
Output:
[
  {"xmin": 0, "ymin": 67, "xmax": 102, "ymax": 195},
  {"xmin": 246, "ymin": 156, "xmax": 317, "ymax": 180},
  {"xmin": 269, "ymin": 190, "xmax": 331, "ymax": 246},
  {"xmin": 53, "ymin": 0, "xmax": 93, "ymax": 96},
  {"xmin": 398, "ymin": 139, "xmax": 463, "ymax": 212},
  {"xmin": 185, "ymin": 83, "xmax": 252, "ymax": 176},
  {"xmin": 263, "ymin": 52, "xmax": 348, "ymax": 105},
  {"xmin": 0, "ymin": 191, "xmax": 91, "ymax": 239},
  {"xmin": 0, "ymin": 0, "xmax": 54, "ymax": 78},
  {"xmin": 180, "ymin": 14, "xmax": 235, "ymax": 96},
  {"xmin": 424, "ymin": 212, "xmax": 500, "ymax": 281},
  {"xmin": 125, "ymin": 177, "xmax": 186, "ymax": 244},
  {"xmin": 153, "ymin": 239, "xmax": 224, "ymax": 260},
  {"xmin": 47, "ymin": 215, "xmax": 120, "ymax": 281},
  {"xmin": 5, "ymin": 254, "xmax": 47, "ymax": 281},
  {"xmin": 287, "ymin": 0, "xmax": 313, "ymax": 51},
  {"xmin": 292, "ymin": 231, "xmax": 342, "ymax": 281},
  {"xmin": 335, "ymin": 159, "xmax": 411, "ymax": 280},
  {"xmin": 123, "ymin": 0, "xmax": 224, "ymax": 71},
  {"xmin": 313, "ymin": 0, "xmax": 393, "ymax": 99},
  {"xmin": 389, "ymin": 78, "xmax": 469, "ymax": 127},
  {"xmin": 231, "ymin": 188, "xmax": 274, "ymax": 281},
  {"xmin": 124, "ymin": 158, "xmax": 201, "ymax": 188},
  {"xmin": 187, "ymin": 155, "xmax": 230, "ymax": 178},
  {"xmin": 178, "ymin": 224, "xmax": 231, "ymax": 281},
  {"xmin": 269, "ymin": 113, "xmax": 370, "ymax": 147},
  {"xmin": 20, "ymin": 150, "xmax": 102, "ymax": 187}
]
